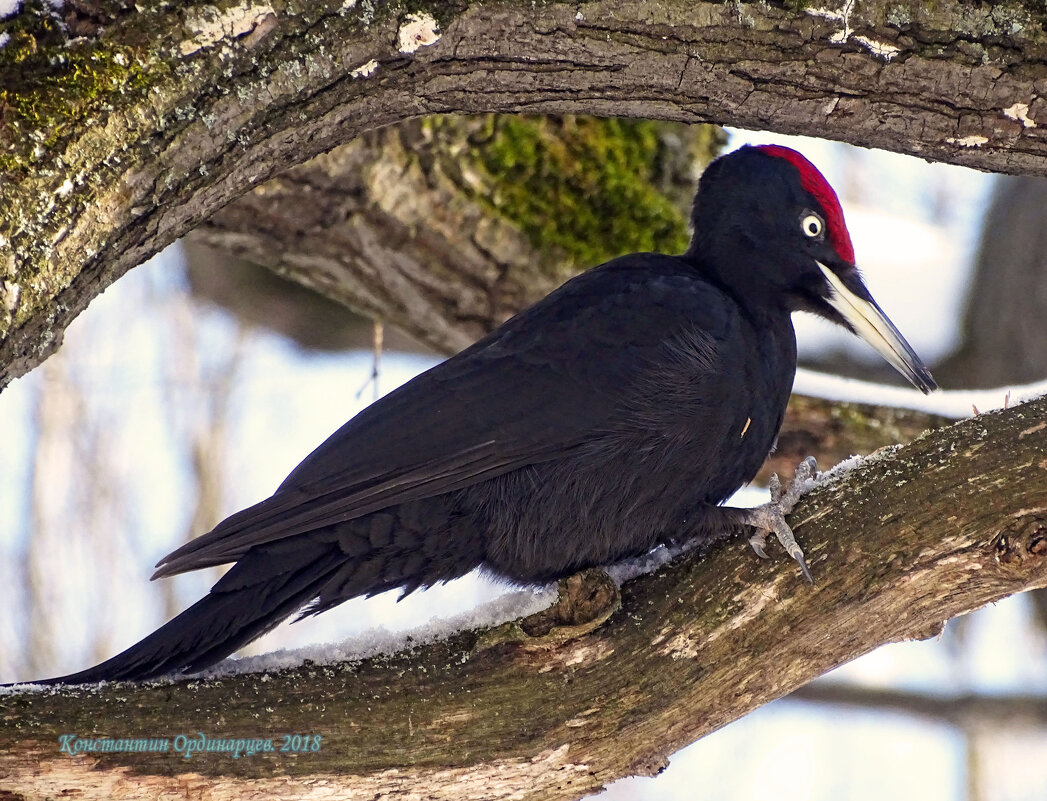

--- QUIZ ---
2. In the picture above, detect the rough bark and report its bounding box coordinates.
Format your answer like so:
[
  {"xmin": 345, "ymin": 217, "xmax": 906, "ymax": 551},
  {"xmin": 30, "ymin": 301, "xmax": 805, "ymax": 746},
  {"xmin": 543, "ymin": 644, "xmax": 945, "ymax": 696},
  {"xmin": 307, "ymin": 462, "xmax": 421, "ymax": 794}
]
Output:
[
  {"xmin": 5, "ymin": 0, "xmax": 1047, "ymax": 388},
  {"xmin": 183, "ymin": 115, "xmax": 719, "ymax": 353},
  {"xmin": 3, "ymin": 394, "xmax": 1047, "ymax": 800}
]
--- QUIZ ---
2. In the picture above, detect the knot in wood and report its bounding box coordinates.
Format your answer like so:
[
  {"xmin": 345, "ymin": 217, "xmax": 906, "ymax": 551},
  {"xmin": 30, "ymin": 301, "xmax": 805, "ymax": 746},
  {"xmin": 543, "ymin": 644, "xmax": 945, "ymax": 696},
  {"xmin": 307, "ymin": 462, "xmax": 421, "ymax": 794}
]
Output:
[
  {"xmin": 1021, "ymin": 518, "xmax": 1047, "ymax": 557},
  {"xmin": 991, "ymin": 517, "xmax": 1047, "ymax": 565}
]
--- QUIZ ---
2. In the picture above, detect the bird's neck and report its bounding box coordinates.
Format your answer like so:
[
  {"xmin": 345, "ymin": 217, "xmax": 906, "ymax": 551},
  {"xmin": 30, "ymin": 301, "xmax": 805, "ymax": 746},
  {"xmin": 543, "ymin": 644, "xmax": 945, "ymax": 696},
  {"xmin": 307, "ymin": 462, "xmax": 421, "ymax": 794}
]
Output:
[{"xmin": 685, "ymin": 251, "xmax": 793, "ymax": 324}]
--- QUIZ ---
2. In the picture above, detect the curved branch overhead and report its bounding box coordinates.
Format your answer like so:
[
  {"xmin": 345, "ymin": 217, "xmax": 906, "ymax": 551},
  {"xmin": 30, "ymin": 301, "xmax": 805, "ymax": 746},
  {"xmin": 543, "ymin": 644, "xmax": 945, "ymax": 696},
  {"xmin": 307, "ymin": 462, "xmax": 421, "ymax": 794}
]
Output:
[{"xmin": 2, "ymin": 0, "xmax": 1047, "ymax": 386}]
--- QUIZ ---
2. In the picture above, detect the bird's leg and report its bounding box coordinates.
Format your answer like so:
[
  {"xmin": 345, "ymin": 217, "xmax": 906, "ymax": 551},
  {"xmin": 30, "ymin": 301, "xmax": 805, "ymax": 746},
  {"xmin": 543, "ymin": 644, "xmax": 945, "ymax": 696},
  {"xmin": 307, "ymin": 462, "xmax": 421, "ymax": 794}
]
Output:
[{"xmin": 740, "ymin": 456, "xmax": 818, "ymax": 584}]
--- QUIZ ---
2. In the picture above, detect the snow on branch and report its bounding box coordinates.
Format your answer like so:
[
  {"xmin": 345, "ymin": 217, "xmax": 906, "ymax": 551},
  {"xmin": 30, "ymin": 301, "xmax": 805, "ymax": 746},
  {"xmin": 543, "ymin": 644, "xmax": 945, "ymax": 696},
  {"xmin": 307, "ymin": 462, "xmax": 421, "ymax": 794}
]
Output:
[
  {"xmin": 2, "ymin": 394, "xmax": 1047, "ymax": 800},
  {"xmin": 794, "ymin": 368, "xmax": 1047, "ymax": 419}
]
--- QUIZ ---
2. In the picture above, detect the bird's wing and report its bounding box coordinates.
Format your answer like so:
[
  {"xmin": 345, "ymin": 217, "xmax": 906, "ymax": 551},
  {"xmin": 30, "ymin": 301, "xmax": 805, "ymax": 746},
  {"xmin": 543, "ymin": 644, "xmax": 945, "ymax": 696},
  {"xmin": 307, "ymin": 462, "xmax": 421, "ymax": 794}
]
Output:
[{"xmin": 154, "ymin": 255, "xmax": 733, "ymax": 577}]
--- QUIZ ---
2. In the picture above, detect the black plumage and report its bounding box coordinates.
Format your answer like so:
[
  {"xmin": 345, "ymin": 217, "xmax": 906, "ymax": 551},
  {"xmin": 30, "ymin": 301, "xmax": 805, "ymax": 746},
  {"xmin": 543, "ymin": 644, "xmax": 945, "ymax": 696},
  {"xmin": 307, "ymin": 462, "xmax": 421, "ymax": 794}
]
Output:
[{"xmin": 28, "ymin": 144, "xmax": 935, "ymax": 684}]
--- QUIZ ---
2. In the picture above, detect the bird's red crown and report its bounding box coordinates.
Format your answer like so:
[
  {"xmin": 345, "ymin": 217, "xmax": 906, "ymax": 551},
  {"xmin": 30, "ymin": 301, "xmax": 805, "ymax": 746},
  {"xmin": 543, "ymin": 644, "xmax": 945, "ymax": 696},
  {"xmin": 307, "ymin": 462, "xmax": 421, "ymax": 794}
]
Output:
[{"xmin": 755, "ymin": 144, "xmax": 855, "ymax": 265}]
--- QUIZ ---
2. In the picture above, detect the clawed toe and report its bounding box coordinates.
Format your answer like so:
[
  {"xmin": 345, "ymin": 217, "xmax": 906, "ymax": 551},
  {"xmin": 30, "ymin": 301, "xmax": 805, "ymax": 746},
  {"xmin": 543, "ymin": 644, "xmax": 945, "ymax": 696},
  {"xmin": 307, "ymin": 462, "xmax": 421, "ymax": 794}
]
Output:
[
  {"xmin": 748, "ymin": 531, "xmax": 770, "ymax": 560},
  {"xmin": 741, "ymin": 456, "xmax": 819, "ymax": 583},
  {"xmin": 776, "ymin": 456, "xmax": 817, "ymax": 513}
]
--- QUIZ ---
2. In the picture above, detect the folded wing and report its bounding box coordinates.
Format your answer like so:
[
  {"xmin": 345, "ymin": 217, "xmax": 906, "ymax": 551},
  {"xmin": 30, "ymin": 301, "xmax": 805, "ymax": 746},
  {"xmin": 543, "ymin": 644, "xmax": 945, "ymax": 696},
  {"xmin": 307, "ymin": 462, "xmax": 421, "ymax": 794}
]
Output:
[{"xmin": 154, "ymin": 255, "xmax": 731, "ymax": 578}]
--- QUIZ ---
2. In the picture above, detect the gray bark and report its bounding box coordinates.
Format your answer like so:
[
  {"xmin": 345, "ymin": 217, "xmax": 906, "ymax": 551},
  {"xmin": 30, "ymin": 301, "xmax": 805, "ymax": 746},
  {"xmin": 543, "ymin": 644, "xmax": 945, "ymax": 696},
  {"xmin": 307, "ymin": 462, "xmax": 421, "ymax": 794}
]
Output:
[
  {"xmin": 5, "ymin": 0, "xmax": 1047, "ymax": 386},
  {"xmin": 938, "ymin": 175, "xmax": 1047, "ymax": 387}
]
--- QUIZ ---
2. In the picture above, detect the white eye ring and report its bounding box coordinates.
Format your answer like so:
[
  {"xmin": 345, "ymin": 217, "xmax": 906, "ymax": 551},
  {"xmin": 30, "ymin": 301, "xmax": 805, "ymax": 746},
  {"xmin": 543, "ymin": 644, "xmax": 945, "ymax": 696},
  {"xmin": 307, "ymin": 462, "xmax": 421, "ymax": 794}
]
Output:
[{"xmin": 801, "ymin": 213, "xmax": 824, "ymax": 238}]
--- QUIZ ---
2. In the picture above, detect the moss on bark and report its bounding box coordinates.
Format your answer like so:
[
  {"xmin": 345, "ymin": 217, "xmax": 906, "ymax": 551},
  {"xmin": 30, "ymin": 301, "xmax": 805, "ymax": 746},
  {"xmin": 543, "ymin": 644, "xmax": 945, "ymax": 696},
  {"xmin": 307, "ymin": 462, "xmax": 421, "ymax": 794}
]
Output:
[{"xmin": 440, "ymin": 116, "xmax": 722, "ymax": 274}]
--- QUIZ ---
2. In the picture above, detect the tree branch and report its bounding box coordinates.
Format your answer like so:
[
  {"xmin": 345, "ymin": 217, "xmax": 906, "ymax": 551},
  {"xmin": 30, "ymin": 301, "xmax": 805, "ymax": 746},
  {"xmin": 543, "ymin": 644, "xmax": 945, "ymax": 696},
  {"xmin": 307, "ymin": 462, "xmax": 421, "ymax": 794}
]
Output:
[
  {"xmin": 182, "ymin": 116, "xmax": 717, "ymax": 354},
  {"xmin": 4, "ymin": 0, "xmax": 1047, "ymax": 387},
  {"xmin": 3, "ymin": 395, "xmax": 1046, "ymax": 800},
  {"xmin": 791, "ymin": 682, "xmax": 1047, "ymax": 729},
  {"xmin": 760, "ymin": 392, "xmax": 953, "ymax": 485}
]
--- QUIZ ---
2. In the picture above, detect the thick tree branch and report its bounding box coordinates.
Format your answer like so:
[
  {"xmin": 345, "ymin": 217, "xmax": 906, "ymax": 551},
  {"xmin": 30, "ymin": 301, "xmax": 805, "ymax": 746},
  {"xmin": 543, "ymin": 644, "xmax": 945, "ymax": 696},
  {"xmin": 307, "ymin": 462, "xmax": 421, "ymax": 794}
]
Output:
[
  {"xmin": 4, "ymin": 0, "xmax": 1047, "ymax": 387},
  {"xmin": 791, "ymin": 683, "xmax": 1047, "ymax": 729},
  {"xmin": 3, "ymin": 395, "xmax": 1046, "ymax": 800},
  {"xmin": 760, "ymin": 392, "xmax": 953, "ymax": 485},
  {"xmin": 183, "ymin": 116, "xmax": 717, "ymax": 353}
]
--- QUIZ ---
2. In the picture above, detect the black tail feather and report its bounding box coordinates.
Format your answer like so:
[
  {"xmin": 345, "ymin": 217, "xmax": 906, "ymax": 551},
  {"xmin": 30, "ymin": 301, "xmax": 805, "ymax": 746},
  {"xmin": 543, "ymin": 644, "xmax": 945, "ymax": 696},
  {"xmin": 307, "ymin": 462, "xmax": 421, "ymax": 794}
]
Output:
[
  {"xmin": 14, "ymin": 498, "xmax": 483, "ymax": 686},
  {"xmin": 33, "ymin": 545, "xmax": 346, "ymax": 684}
]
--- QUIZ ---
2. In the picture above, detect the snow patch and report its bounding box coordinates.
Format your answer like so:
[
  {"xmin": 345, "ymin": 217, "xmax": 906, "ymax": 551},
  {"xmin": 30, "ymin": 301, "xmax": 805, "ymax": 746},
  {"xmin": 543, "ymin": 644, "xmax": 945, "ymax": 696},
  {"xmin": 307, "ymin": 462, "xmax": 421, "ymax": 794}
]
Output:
[
  {"xmin": 351, "ymin": 58, "xmax": 379, "ymax": 79},
  {"xmin": 2, "ymin": 585, "xmax": 559, "ymax": 689},
  {"xmin": 180, "ymin": 2, "xmax": 275, "ymax": 56},
  {"xmin": 397, "ymin": 12, "xmax": 440, "ymax": 54},
  {"xmin": 946, "ymin": 135, "xmax": 989, "ymax": 148},
  {"xmin": 200, "ymin": 584, "xmax": 559, "ymax": 679},
  {"xmin": 0, "ymin": 31, "xmax": 8, "ymax": 49},
  {"xmin": 0, "ymin": 0, "xmax": 20, "ymax": 20},
  {"xmin": 819, "ymin": 453, "xmax": 866, "ymax": 482},
  {"xmin": 793, "ymin": 368, "xmax": 1047, "ymax": 419},
  {"xmin": 1003, "ymin": 102, "xmax": 1037, "ymax": 128},
  {"xmin": 605, "ymin": 540, "xmax": 700, "ymax": 587},
  {"xmin": 853, "ymin": 35, "xmax": 900, "ymax": 61}
]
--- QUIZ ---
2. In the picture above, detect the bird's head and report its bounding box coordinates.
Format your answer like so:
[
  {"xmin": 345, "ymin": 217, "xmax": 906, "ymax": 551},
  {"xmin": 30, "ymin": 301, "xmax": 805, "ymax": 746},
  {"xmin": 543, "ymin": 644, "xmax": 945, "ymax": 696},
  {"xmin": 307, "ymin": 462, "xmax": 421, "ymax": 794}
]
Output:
[{"xmin": 688, "ymin": 144, "xmax": 937, "ymax": 394}]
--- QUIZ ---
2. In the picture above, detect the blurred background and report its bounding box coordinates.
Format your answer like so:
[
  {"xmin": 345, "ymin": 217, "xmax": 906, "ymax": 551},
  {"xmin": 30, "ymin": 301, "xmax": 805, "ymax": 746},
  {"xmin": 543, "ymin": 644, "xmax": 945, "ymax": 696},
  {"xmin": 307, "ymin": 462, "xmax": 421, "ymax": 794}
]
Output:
[{"xmin": 2, "ymin": 121, "xmax": 1047, "ymax": 800}]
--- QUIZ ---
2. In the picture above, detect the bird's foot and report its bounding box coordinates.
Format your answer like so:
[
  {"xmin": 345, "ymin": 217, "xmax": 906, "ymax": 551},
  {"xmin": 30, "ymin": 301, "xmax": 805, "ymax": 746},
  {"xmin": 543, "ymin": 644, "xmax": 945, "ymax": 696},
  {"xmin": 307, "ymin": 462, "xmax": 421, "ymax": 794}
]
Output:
[
  {"xmin": 744, "ymin": 456, "xmax": 818, "ymax": 583},
  {"xmin": 471, "ymin": 569, "xmax": 621, "ymax": 655}
]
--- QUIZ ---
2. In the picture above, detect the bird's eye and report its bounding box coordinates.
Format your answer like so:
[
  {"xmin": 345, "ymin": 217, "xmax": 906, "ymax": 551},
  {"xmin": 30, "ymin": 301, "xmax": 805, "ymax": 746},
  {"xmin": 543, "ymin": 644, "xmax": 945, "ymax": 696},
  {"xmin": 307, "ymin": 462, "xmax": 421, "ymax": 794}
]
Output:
[{"xmin": 801, "ymin": 213, "xmax": 824, "ymax": 238}]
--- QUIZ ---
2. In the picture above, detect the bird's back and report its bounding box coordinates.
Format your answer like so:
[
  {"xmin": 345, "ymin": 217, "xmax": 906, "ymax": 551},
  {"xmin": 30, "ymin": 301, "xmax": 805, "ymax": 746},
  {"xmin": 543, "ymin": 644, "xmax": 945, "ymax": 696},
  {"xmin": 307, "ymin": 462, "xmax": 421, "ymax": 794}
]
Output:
[{"xmin": 460, "ymin": 264, "xmax": 798, "ymax": 582}]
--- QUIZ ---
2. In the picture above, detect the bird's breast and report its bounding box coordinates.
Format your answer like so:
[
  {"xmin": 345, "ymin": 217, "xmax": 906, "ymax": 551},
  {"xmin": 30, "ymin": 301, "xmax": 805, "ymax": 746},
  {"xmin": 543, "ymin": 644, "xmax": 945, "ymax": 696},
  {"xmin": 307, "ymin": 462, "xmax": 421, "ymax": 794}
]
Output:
[
  {"xmin": 610, "ymin": 306, "xmax": 795, "ymax": 506},
  {"xmin": 733, "ymin": 309, "xmax": 797, "ymax": 481}
]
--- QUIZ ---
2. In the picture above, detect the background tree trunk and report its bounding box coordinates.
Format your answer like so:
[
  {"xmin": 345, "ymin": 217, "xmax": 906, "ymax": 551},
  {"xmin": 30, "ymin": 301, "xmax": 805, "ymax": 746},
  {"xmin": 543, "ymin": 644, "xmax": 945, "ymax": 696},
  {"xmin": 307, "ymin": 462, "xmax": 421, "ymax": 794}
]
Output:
[{"xmin": 937, "ymin": 175, "xmax": 1047, "ymax": 387}]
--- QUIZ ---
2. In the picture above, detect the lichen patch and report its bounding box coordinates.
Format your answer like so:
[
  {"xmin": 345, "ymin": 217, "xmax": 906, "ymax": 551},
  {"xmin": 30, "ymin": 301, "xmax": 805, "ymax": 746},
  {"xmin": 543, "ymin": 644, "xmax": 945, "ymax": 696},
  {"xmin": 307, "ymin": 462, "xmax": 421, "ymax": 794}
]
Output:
[
  {"xmin": 398, "ymin": 12, "xmax": 440, "ymax": 54},
  {"xmin": 180, "ymin": 3, "xmax": 277, "ymax": 56},
  {"xmin": 351, "ymin": 59, "xmax": 379, "ymax": 79},
  {"xmin": 1003, "ymin": 103, "xmax": 1037, "ymax": 128}
]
